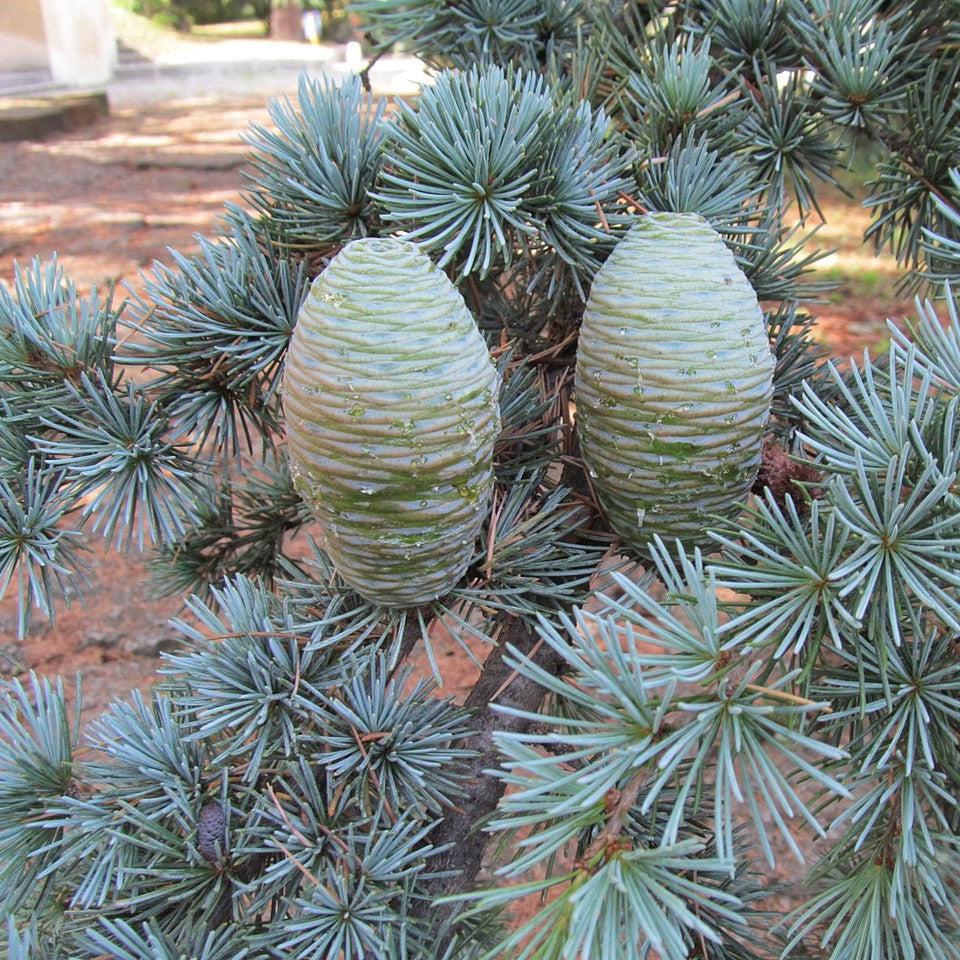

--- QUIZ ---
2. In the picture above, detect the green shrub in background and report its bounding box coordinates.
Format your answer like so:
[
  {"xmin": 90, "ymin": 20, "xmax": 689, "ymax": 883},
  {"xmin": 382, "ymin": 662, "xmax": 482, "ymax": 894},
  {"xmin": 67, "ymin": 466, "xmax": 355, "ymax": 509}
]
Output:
[
  {"xmin": 116, "ymin": 0, "xmax": 232, "ymax": 29},
  {"xmin": 2, "ymin": 2, "xmax": 960, "ymax": 958},
  {"xmin": 115, "ymin": 0, "xmax": 193, "ymax": 30},
  {"xmin": 117, "ymin": 0, "xmax": 337, "ymax": 30}
]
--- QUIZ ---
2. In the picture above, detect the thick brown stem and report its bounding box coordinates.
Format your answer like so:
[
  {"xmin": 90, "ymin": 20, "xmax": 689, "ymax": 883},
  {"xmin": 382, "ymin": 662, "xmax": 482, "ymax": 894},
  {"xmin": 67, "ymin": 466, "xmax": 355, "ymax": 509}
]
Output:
[{"xmin": 415, "ymin": 616, "xmax": 564, "ymax": 915}]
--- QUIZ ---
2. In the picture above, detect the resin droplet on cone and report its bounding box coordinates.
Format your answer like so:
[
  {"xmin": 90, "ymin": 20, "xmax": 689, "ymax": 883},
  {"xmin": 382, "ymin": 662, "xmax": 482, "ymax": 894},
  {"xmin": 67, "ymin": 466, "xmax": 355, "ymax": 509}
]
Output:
[
  {"xmin": 283, "ymin": 238, "xmax": 500, "ymax": 605},
  {"xmin": 575, "ymin": 212, "xmax": 774, "ymax": 549}
]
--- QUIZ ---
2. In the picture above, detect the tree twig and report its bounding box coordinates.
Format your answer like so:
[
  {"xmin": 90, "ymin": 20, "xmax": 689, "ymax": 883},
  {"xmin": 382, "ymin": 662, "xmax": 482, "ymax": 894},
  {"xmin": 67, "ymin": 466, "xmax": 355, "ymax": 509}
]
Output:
[
  {"xmin": 697, "ymin": 88, "xmax": 741, "ymax": 118},
  {"xmin": 358, "ymin": 39, "xmax": 394, "ymax": 92},
  {"xmin": 578, "ymin": 771, "xmax": 646, "ymax": 867},
  {"xmin": 745, "ymin": 682, "xmax": 832, "ymax": 712}
]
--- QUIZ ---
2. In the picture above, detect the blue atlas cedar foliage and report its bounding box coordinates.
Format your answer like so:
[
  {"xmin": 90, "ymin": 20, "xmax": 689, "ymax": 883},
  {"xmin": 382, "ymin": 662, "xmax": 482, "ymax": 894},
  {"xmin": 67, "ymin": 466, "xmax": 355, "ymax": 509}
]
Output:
[
  {"xmin": 241, "ymin": 74, "xmax": 387, "ymax": 254},
  {"xmin": 0, "ymin": 1, "xmax": 959, "ymax": 958}
]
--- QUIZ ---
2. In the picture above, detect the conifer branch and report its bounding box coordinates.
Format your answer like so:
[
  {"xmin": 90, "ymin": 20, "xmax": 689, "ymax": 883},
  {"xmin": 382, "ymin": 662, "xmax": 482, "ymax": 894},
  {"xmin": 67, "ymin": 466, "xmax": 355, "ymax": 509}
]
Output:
[{"xmin": 416, "ymin": 616, "xmax": 564, "ymax": 910}]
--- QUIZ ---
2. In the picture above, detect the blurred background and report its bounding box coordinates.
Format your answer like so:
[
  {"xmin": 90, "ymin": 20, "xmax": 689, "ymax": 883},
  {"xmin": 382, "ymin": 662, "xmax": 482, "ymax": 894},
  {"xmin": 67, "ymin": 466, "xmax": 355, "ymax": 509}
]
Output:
[{"xmin": 2, "ymin": 0, "xmax": 365, "ymax": 91}]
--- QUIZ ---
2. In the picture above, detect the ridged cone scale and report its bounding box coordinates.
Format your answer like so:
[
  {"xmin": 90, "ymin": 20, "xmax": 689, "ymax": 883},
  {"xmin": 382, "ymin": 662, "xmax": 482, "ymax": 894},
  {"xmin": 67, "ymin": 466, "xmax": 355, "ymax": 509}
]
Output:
[
  {"xmin": 283, "ymin": 238, "xmax": 500, "ymax": 606},
  {"xmin": 575, "ymin": 212, "xmax": 774, "ymax": 548}
]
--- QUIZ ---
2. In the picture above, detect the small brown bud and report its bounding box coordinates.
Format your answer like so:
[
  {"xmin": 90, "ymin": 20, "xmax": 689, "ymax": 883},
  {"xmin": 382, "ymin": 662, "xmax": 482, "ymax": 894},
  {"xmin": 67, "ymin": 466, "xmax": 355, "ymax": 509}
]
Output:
[{"xmin": 753, "ymin": 439, "xmax": 821, "ymax": 509}]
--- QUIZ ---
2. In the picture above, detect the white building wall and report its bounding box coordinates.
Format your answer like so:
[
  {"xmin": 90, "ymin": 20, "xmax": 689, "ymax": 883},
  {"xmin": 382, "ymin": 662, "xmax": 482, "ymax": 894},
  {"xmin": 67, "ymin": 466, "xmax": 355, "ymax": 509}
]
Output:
[
  {"xmin": 0, "ymin": 0, "xmax": 115, "ymax": 86},
  {"xmin": 40, "ymin": 0, "xmax": 116, "ymax": 86}
]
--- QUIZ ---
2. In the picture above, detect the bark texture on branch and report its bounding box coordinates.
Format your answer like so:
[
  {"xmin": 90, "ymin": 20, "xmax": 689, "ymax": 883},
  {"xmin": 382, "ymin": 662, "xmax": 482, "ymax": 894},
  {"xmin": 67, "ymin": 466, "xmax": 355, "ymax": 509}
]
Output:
[{"xmin": 417, "ymin": 616, "xmax": 564, "ymax": 913}]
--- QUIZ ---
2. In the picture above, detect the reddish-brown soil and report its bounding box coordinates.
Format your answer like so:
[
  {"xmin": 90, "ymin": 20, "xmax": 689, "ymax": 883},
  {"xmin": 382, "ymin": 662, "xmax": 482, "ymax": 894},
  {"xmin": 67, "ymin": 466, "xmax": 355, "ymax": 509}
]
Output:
[
  {"xmin": 0, "ymin": 98, "xmax": 265, "ymax": 290},
  {"xmin": 802, "ymin": 186, "xmax": 916, "ymax": 359},
  {"xmin": 1, "ymin": 99, "xmax": 267, "ymax": 721},
  {"xmin": 0, "ymin": 97, "xmax": 911, "ymax": 726}
]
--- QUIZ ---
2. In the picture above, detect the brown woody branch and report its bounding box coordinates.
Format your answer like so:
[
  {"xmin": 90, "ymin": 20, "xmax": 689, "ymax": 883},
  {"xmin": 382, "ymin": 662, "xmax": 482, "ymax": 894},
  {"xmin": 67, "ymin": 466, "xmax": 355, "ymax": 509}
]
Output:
[{"xmin": 413, "ymin": 615, "xmax": 565, "ymax": 918}]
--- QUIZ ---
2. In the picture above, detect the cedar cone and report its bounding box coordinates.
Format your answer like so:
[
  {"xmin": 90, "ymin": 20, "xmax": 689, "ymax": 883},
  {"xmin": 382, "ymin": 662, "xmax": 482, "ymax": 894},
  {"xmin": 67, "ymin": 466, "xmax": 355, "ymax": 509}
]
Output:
[{"xmin": 198, "ymin": 800, "xmax": 228, "ymax": 864}]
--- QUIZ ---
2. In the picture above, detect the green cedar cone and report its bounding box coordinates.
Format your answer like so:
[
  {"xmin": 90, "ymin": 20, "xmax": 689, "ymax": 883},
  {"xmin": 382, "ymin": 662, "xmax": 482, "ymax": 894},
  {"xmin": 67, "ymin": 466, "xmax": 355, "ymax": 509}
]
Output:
[
  {"xmin": 575, "ymin": 212, "xmax": 774, "ymax": 548},
  {"xmin": 283, "ymin": 238, "xmax": 500, "ymax": 606}
]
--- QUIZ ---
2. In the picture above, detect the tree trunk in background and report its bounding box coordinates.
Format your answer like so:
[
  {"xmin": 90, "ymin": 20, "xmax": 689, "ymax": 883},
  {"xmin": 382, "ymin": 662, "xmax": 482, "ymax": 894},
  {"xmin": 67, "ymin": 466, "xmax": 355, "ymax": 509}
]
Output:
[{"xmin": 270, "ymin": 2, "xmax": 302, "ymax": 40}]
